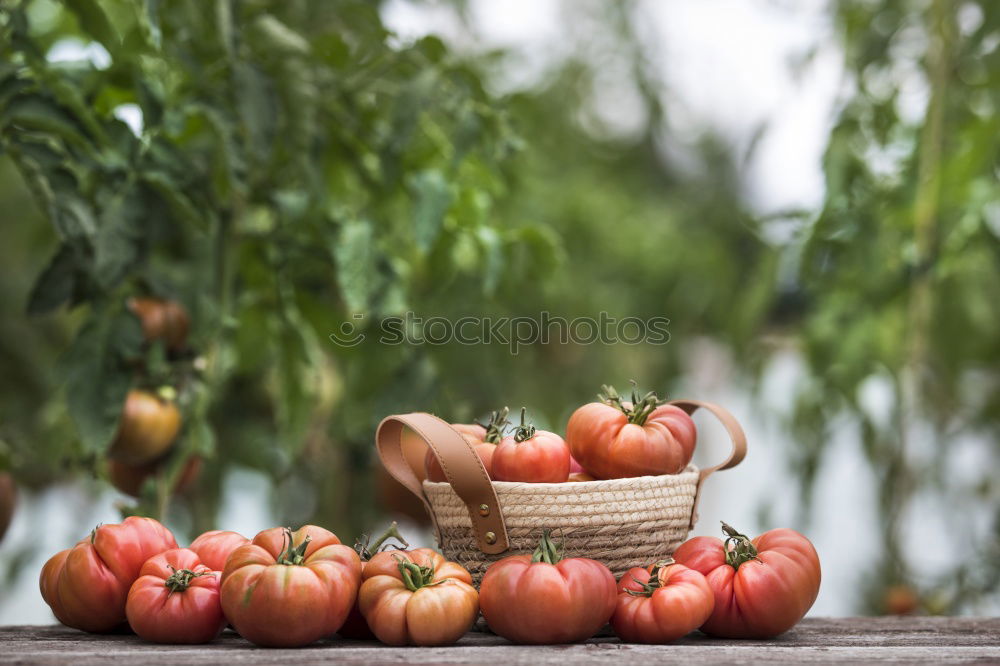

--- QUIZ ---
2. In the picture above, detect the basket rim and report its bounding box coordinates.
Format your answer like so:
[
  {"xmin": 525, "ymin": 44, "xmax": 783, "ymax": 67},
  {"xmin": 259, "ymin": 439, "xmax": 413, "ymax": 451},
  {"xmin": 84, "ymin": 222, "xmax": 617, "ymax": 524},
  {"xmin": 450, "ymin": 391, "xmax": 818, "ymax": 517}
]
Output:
[{"xmin": 421, "ymin": 463, "xmax": 700, "ymax": 493}]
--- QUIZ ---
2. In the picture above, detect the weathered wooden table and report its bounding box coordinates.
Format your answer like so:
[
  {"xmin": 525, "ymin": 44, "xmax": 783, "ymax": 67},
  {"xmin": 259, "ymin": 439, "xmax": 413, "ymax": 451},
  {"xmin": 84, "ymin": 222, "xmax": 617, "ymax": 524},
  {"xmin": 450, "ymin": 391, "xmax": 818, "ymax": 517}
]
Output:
[{"xmin": 1, "ymin": 618, "xmax": 998, "ymax": 664}]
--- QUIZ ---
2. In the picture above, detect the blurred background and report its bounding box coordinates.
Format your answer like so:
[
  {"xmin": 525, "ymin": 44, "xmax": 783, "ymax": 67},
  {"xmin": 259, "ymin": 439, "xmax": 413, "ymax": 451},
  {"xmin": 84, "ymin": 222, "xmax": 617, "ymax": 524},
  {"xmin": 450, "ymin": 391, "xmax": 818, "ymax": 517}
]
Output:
[{"xmin": 1, "ymin": 0, "xmax": 998, "ymax": 621}]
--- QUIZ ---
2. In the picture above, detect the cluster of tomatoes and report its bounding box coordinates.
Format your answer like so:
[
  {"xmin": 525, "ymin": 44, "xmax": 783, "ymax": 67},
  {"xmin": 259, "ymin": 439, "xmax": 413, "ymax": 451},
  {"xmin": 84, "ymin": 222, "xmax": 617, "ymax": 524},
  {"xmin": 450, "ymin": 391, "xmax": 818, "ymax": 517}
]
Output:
[
  {"xmin": 424, "ymin": 384, "xmax": 699, "ymax": 485},
  {"xmin": 39, "ymin": 515, "xmax": 820, "ymax": 646}
]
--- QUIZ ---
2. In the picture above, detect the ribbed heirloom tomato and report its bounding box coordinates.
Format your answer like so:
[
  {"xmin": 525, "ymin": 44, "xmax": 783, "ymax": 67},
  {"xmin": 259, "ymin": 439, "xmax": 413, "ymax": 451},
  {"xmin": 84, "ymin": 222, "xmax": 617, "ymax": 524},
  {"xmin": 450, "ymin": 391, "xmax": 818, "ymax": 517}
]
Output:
[
  {"xmin": 189, "ymin": 529, "xmax": 250, "ymax": 571},
  {"xmin": 673, "ymin": 522, "xmax": 821, "ymax": 638},
  {"xmin": 566, "ymin": 384, "xmax": 696, "ymax": 479},
  {"xmin": 39, "ymin": 517, "xmax": 178, "ymax": 632},
  {"xmin": 425, "ymin": 408, "xmax": 510, "ymax": 482},
  {"xmin": 126, "ymin": 548, "xmax": 225, "ymax": 644},
  {"xmin": 479, "ymin": 530, "xmax": 616, "ymax": 644},
  {"xmin": 338, "ymin": 522, "xmax": 410, "ymax": 640},
  {"xmin": 611, "ymin": 560, "xmax": 715, "ymax": 643},
  {"xmin": 359, "ymin": 548, "xmax": 478, "ymax": 646},
  {"xmin": 220, "ymin": 525, "xmax": 361, "ymax": 647},
  {"xmin": 491, "ymin": 409, "xmax": 570, "ymax": 483}
]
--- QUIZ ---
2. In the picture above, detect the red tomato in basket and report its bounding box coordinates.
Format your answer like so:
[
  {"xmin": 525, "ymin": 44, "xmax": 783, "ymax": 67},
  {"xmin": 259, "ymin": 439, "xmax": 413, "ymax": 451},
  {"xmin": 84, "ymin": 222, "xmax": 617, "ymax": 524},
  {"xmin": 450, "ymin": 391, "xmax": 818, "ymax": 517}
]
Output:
[
  {"xmin": 189, "ymin": 530, "xmax": 250, "ymax": 571},
  {"xmin": 126, "ymin": 548, "xmax": 225, "ymax": 643},
  {"xmin": 566, "ymin": 384, "xmax": 696, "ymax": 479},
  {"xmin": 492, "ymin": 409, "xmax": 569, "ymax": 483},
  {"xmin": 220, "ymin": 525, "xmax": 361, "ymax": 647},
  {"xmin": 611, "ymin": 561, "xmax": 714, "ymax": 643},
  {"xmin": 359, "ymin": 548, "xmax": 478, "ymax": 645},
  {"xmin": 425, "ymin": 409, "xmax": 510, "ymax": 482},
  {"xmin": 39, "ymin": 517, "xmax": 178, "ymax": 632},
  {"xmin": 479, "ymin": 530, "xmax": 616, "ymax": 643},
  {"xmin": 673, "ymin": 522, "xmax": 821, "ymax": 638}
]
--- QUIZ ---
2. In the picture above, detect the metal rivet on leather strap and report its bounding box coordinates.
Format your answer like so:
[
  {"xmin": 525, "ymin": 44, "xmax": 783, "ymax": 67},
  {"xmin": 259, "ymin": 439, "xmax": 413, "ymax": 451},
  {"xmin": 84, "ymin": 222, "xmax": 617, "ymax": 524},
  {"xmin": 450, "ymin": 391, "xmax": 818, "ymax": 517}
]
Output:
[
  {"xmin": 484, "ymin": 531, "xmax": 497, "ymax": 544},
  {"xmin": 478, "ymin": 503, "xmax": 490, "ymax": 516}
]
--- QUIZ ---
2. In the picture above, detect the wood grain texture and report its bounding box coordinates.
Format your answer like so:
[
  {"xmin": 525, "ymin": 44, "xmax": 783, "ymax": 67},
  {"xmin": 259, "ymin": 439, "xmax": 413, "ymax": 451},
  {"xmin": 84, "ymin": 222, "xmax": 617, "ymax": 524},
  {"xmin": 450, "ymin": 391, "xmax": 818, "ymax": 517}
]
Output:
[{"xmin": 1, "ymin": 618, "xmax": 998, "ymax": 664}]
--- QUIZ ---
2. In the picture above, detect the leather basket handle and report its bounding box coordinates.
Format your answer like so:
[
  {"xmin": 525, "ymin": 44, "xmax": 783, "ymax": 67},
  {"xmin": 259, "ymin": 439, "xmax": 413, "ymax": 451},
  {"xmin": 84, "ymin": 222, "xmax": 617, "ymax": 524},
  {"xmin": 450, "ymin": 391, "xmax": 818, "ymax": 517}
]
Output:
[
  {"xmin": 376, "ymin": 413, "xmax": 510, "ymax": 554},
  {"xmin": 668, "ymin": 399, "xmax": 747, "ymax": 529}
]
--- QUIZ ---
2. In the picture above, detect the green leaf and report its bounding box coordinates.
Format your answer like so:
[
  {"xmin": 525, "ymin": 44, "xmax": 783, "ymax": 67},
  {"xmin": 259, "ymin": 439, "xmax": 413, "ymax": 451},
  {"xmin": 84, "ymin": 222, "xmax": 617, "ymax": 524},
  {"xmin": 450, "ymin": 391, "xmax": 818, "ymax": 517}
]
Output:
[
  {"xmin": 63, "ymin": 0, "xmax": 121, "ymax": 56},
  {"xmin": 333, "ymin": 219, "xmax": 375, "ymax": 313},
  {"xmin": 26, "ymin": 244, "xmax": 80, "ymax": 315},
  {"xmin": 2, "ymin": 95, "xmax": 90, "ymax": 148},
  {"xmin": 233, "ymin": 62, "xmax": 277, "ymax": 167},
  {"xmin": 94, "ymin": 185, "xmax": 144, "ymax": 289},
  {"xmin": 251, "ymin": 15, "xmax": 310, "ymax": 55},
  {"xmin": 409, "ymin": 169, "xmax": 452, "ymax": 251},
  {"xmin": 60, "ymin": 305, "xmax": 144, "ymax": 454}
]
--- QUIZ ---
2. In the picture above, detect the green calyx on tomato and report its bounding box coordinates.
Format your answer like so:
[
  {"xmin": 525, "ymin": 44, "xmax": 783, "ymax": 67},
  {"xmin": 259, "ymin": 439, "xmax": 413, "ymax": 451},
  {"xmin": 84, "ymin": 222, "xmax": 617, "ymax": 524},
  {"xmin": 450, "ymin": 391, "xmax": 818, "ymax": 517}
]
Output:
[
  {"xmin": 625, "ymin": 559, "xmax": 675, "ymax": 597},
  {"xmin": 277, "ymin": 528, "xmax": 312, "ymax": 566},
  {"xmin": 164, "ymin": 566, "xmax": 213, "ymax": 594},
  {"xmin": 353, "ymin": 521, "xmax": 409, "ymax": 561},
  {"xmin": 478, "ymin": 407, "xmax": 511, "ymax": 444},
  {"xmin": 599, "ymin": 382, "xmax": 666, "ymax": 426},
  {"xmin": 721, "ymin": 521, "xmax": 759, "ymax": 569},
  {"xmin": 396, "ymin": 559, "xmax": 440, "ymax": 591},
  {"xmin": 530, "ymin": 529, "xmax": 564, "ymax": 564},
  {"xmin": 512, "ymin": 407, "xmax": 537, "ymax": 443}
]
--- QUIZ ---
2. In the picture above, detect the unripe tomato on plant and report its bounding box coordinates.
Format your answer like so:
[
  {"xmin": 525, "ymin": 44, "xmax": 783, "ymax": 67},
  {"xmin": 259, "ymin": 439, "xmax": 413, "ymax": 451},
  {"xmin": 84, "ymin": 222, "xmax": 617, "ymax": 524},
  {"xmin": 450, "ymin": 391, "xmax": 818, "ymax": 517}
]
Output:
[
  {"xmin": 108, "ymin": 390, "xmax": 182, "ymax": 465},
  {"xmin": 673, "ymin": 522, "xmax": 821, "ymax": 638},
  {"xmin": 107, "ymin": 455, "xmax": 201, "ymax": 498},
  {"xmin": 338, "ymin": 522, "xmax": 410, "ymax": 640},
  {"xmin": 127, "ymin": 297, "xmax": 190, "ymax": 352},
  {"xmin": 883, "ymin": 584, "xmax": 920, "ymax": 616},
  {"xmin": 189, "ymin": 529, "xmax": 250, "ymax": 572},
  {"xmin": 479, "ymin": 530, "xmax": 616, "ymax": 644},
  {"xmin": 611, "ymin": 560, "xmax": 714, "ymax": 643},
  {"xmin": 566, "ymin": 384, "xmax": 696, "ymax": 479},
  {"xmin": 425, "ymin": 408, "xmax": 509, "ymax": 482},
  {"xmin": 126, "ymin": 548, "xmax": 225, "ymax": 644},
  {"xmin": 0, "ymin": 473, "xmax": 16, "ymax": 543},
  {"xmin": 39, "ymin": 517, "xmax": 178, "ymax": 632},
  {"xmin": 359, "ymin": 547, "xmax": 478, "ymax": 646},
  {"xmin": 220, "ymin": 525, "xmax": 361, "ymax": 647},
  {"xmin": 492, "ymin": 409, "xmax": 570, "ymax": 483}
]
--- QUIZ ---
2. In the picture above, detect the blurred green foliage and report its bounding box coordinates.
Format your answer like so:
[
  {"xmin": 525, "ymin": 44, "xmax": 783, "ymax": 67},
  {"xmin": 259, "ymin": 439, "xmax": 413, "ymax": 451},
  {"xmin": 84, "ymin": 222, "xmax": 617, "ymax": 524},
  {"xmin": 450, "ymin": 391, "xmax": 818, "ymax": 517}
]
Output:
[{"xmin": 0, "ymin": 0, "xmax": 997, "ymax": 613}]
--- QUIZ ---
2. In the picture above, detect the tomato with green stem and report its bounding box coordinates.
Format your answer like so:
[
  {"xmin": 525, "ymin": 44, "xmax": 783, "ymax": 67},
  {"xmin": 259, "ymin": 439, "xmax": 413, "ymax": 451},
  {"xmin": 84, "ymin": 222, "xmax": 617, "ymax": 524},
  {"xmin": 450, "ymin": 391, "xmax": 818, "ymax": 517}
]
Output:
[
  {"xmin": 425, "ymin": 408, "xmax": 510, "ymax": 482},
  {"xmin": 189, "ymin": 529, "xmax": 250, "ymax": 572},
  {"xmin": 492, "ymin": 409, "xmax": 570, "ymax": 483},
  {"xmin": 611, "ymin": 560, "xmax": 714, "ymax": 643},
  {"xmin": 126, "ymin": 548, "xmax": 225, "ymax": 644},
  {"xmin": 566, "ymin": 383, "xmax": 696, "ymax": 479},
  {"xmin": 220, "ymin": 525, "xmax": 361, "ymax": 647},
  {"xmin": 673, "ymin": 522, "xmax": 821, "ymax": 638},
  {"xmin": 479, "ymin": 530, "xmax": 616, "ymax": 644},
  {"xmin": 338, "ymin": 522, "xmax": 410, "ymax": 639},
  {"xmin": 39, "ymin": 517, "xmax": 178, "ymax": 632},
  {"xmin": 359, "ymin": 549, "xmax": 477, "ymax": 646},
  {"xmin": 108, "ymin": 390, "xmax": 182, "ymax": 465}
]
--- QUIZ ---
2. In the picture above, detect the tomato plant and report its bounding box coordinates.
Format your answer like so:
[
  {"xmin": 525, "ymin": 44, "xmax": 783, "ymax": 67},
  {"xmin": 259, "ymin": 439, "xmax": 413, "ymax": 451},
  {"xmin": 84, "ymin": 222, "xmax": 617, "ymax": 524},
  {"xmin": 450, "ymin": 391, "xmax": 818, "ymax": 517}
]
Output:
[
  {"xmin": 492, "ymin": 409, "xmax": 569, "ymax": 483},
  {"xmin": 188, "ymin": 530, "xmax": 250, "ymax": 572},
  {"xmin": 425, "ymin": 408, "xmax": 509, "ymax": 482},
  {"xmin": 359, "ymin": 549, "xmax": 477, "ymax": 646},
  {"xmin": 125, "ymin": 548, "xmax": 225, "ymax": 644},
  {"xmin": 107, "ymin": 455, "xmax": 201, "ymax": 499},
  {"xmin": 673, "ymin": 522, "xmax": 821, "ymax": 638},
  {"xmin": 566, "ymin": 384, "xmax": 696, "ymax": 479},
  {"xmin": 220, "ymin": 525, "xmax": 361, "ymax": 647},
  {"xmin": 108, "ymin": 390, "xmax": 182, "ymax": 465},
  {"xmin": 338, "ymin": 523, "xmax": 410, "ymax": 640},
  {"xmin": 479, "ymin": 530, "xmax": 616, "ymax": 644},
  {"xmin": 611, "ymin": 560, "xmax": 714, "ymax": 643},
  {"xmin": 127, "ymin": 297, "xmax": 191, "ymax": 353},
  {"xmin": 39, "ymin": 517, "xmax": 178, "ymax": 632}
]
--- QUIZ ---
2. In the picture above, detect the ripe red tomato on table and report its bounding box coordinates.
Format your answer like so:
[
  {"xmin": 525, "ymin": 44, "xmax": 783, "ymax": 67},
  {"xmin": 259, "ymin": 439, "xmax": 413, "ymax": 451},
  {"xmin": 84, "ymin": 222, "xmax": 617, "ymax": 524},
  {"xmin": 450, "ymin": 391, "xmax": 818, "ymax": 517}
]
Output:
[
  {"xmin": 479, "ymin": 530, "xmax": 616, "ymax": 644},
  {"xmin": 566, "ymin": 384, "xmax": 696, "ymax": 479},
  {"xmin": 39, "ymin": 517, "xmax": 178, "ymax": 632},
  {"xmin": 673, "ymin": 522, "xmax": 821, "ymax": 638},
  {"xmin": 359, "ymin": 548, "xmax": 478, "ymax": 646},
  {"xmin": 189, "ymin": 530, "xmax": 250, "ymax": 571},
  {"xmin": 220, "ymin": 525, "xmax": 361, "ymax": 647},
  {"xmin": 425, "ymin": 408, "xmax": 509, "ymax": 482},
  {"xmin": 108, "ymin": 390, "xmax": 182, "ymax": 465},
  {"xmin": 611, "ymin": 560, "xmax": 714, "ymax": 643},
  {"xmin": 491, "ymin": 409, "xmax": 570, "ymax": 483},
  {"xmin": 126, "ymin": 548, "xmax": 225, "ymax": 644}
]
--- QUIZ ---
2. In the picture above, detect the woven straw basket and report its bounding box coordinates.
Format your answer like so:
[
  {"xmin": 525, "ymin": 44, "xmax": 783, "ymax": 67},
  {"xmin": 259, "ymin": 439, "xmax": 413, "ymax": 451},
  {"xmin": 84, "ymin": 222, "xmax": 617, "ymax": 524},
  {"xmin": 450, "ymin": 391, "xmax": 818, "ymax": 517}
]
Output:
[{"xmin": 376, "ymin": 400, "xmax": 746, "ymax": 584}]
